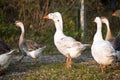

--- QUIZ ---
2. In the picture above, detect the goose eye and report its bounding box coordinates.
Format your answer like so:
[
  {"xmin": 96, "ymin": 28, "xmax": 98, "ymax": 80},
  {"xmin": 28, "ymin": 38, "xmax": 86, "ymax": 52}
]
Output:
[{"xmin": 57, "ymin": 20, "xmax": 59, "ymax": 22}]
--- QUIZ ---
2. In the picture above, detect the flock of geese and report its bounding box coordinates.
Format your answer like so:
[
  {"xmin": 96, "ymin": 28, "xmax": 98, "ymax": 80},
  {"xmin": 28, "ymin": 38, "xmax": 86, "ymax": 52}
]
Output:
[{"xmin": 0, "ymin": 10, "xmax": 120, "ymax": 74}]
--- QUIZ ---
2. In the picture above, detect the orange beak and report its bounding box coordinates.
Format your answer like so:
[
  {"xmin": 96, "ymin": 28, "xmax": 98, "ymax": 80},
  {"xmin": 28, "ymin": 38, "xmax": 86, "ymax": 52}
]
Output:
[
  {"xmin": 112, "ymin": 13, "xmax": 116, "ymax": 16},
  {"xmin": 43, "ymin": 15, "xmax": 49, "ymax": 19}
]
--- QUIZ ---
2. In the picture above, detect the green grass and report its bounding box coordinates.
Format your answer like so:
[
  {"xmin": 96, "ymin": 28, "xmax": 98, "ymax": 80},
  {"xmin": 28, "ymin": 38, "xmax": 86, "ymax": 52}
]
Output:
[{"xmin": 4, "ymin": 62, "xmax": 120, "ymax": 80}]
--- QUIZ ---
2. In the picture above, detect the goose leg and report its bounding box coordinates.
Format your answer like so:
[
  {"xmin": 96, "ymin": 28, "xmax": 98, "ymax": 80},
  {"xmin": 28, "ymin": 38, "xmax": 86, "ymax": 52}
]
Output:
[
  {"xmin": 66, "ymin": 57, "xmax": 69, "ymax": 68},
  {"xmin": 69, "ymin": 57, "xmax": 72, "ymax": 68},
  {"xmin": 69, "ymin": 56, "xmax": 73, "ymax": 64},
  {"xmin": 18, "ymin": 55, "xmax": 25, "ymax": 63},
  {"xmin": 66, "ymin": 54, "xmax": 72, "ymax": 69},
  {"xmin": 100, "ymin": 64, "xmax": 107, "ymax": 73}
]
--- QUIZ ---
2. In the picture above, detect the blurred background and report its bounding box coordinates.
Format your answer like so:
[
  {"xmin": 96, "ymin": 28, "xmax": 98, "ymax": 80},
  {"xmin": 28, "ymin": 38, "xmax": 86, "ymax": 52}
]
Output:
[{"xmin": 0, "ymin": 0, "xmax": 120, "ymax": 54}]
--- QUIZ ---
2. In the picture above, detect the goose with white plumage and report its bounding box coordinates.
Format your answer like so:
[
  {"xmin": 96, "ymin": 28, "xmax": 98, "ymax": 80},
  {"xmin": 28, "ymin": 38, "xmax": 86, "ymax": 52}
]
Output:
[
  {"xmin": 0, "ymin": 50, "xmax": 15, "ymax": 70},
  {"xmin": 44, "ymin": 12, "xmax": 90, "ymax": 69},
  {"xmin": 101, "ymin": 16, "xmax": 120, "ymax": 63},
  {"xmin": 0, "ymin": 39, "xmax": 15, "ymax": 74},
  {"xmin": 91, "ymin": 17, "xmax": 116, "ymax": 73}
]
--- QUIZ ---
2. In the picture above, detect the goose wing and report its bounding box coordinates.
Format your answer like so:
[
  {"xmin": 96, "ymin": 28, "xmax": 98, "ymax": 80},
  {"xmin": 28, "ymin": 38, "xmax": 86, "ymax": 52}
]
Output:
[
  {"xmin": 103, "ymin": 42, "xmax": 115, "ymax": 57},
  {"xmin": 92, "ymin": 41, "xmax": 115, "ymax": 59},
  {"xmin": 24, "ymin": 40, "xmax": 40, "ymax": 51},
  {"xmin": 57, "ymin": 36, "xmax": 82, "ymax": 49},
  {"xmin": 98, "ymin": 41, "xmax": 115, "ymax": 57}
]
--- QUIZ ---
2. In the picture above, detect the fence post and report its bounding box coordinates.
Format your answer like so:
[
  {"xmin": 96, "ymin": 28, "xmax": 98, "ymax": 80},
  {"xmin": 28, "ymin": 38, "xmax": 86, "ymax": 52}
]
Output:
[{"xmin": 80, "ymin": 0, "xmax": 86, "ymax": 40}]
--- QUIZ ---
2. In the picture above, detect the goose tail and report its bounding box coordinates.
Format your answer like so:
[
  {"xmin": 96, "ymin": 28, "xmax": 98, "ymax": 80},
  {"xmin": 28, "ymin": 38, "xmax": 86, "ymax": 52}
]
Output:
[
  {"xmin": 41, "ymin": 46, "xmax": 46, "ymax": 50},
  {"xmin": 7, "ymin": 49, "xmax": 15, "ymax": 55},
  {"xmin": 83, "ymin": 44, "xmax": 91, "ymax": 47},
  {"xmin": 38, "ymin": 46, "xmax": 46, "ymax": 53}
]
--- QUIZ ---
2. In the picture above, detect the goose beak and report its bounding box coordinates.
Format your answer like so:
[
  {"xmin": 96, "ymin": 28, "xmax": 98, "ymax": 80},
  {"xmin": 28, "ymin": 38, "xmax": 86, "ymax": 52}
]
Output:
[
  {"xmin": 112, "ymin": 13, "xmax": 116, "ymax": 16},
  {"xmin": 43, "ymin": 15, "xmax": 49, "ymax": 19}
]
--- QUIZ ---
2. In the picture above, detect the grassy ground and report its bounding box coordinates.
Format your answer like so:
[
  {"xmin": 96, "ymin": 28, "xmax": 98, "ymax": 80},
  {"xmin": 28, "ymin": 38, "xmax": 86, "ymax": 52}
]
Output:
[
  {"xmin": 0, "ymin": 50, "xmax": 120, "ymax": 80},
  {"xmin": 1, "ymin": 62, "xmax": 120, "ymax": 80}
]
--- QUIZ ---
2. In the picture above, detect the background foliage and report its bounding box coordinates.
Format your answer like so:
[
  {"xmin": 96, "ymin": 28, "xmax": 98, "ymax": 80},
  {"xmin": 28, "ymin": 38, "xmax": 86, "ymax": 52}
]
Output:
[{"xmin": 0, "ymin": 0, "xmax": 120, "ymax": 54}]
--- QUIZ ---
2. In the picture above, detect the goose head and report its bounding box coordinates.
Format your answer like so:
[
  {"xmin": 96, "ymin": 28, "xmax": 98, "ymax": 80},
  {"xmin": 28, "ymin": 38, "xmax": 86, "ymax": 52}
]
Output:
[
  {"xmin": 94, "ymin": 17, "xmax": 102, "ymax": 26},
  {"xmin": 93, "ymin": 17, "xmax": 103, "ymax": 41},
  {"xmin": 44, "ymin": 12, "xmax": 62, "ymax": 23},
  {"xmin": 112, "ymin": 10, "xmax": 120, "ymax": 17},
  {"xmin": 44, "ymin": 12, "xmax": 63, "ymax": 31},
  {"xmin": 101, "ymin": 17, "xmax": 110, "ymax": 29},
  {"xmin": 15, "ymin": 21, "xmax": 24, "ymax": 27},
  {"xmin": 101, "ymin": 17, "xmax": 109, "ymax": 24}
]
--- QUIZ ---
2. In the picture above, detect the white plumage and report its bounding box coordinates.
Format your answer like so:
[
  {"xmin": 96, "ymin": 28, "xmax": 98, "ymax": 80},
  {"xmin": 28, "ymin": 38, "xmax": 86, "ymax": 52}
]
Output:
[
  {"xmin": 91, "ymin": 17, "xmax": 116, "ymax": 73},
  {"xmin": 0, "ymin": 50, "xmax": 15, "ymax": 71},
  {"xmin": 101, "ymin": 17, "xmax": 120, "ymax": 62},
  {"xmin": 23, "ymin": 46, "xmax": 46, "ymax": 59},
  {"xmin": 44, "ymin": 12, "xmax": 90, "ymax": 68}
]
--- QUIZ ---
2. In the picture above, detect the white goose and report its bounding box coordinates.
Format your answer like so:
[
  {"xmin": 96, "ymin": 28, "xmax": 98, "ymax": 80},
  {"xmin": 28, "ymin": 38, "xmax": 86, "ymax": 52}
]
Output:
[
  {"xmin": 101, "ymin": 17, "xmax": 120, "ymax": 62},
  {"xmin": 0, "ymin": 39, "xmax": 15, "ymax": 73},
  {"xmin": 101, "ymin": 17, "xmax": 120, "ymax": 64},
  {"xmin": 91, "ymin": 17, "xmax": 116, "ymax": 73},
  {"xmin": 101, "ymin": 17, "xmax": 115, "ymax": 45},
  {"xmin": 0, "ymin": 50, "xmax": 15, "ymax": 72},
  {"xmin": 44, "ymin": 12, "xmax": 90, "ymax": 68},
  {"xmin": 15, "ymin": 21, "xmax": 46, "ymax": 63}
]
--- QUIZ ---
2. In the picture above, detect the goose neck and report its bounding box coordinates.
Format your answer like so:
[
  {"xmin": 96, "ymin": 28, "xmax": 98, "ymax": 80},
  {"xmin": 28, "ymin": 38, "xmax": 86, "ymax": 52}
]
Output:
[
  {"xmin": 54, "ymin": 19, "xmax": 63, "ymax": 31},
  {"xmin": 94, "ymin": 22, "xmax": 103, "ymax": 41},
  {"xmin": 19, "ymin": 25, "xmax": 25, "ymax": 47},
  {"xmin": 106, "ymin": 21, "xmax": 111, "ymax": 31},
  {"xmin": 20, "ymin": 25, "xmax": 25, "ymax": 34},
  {"xmin": 105, "ymin": 21, "xmax": 113, "ymax": 40}
]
